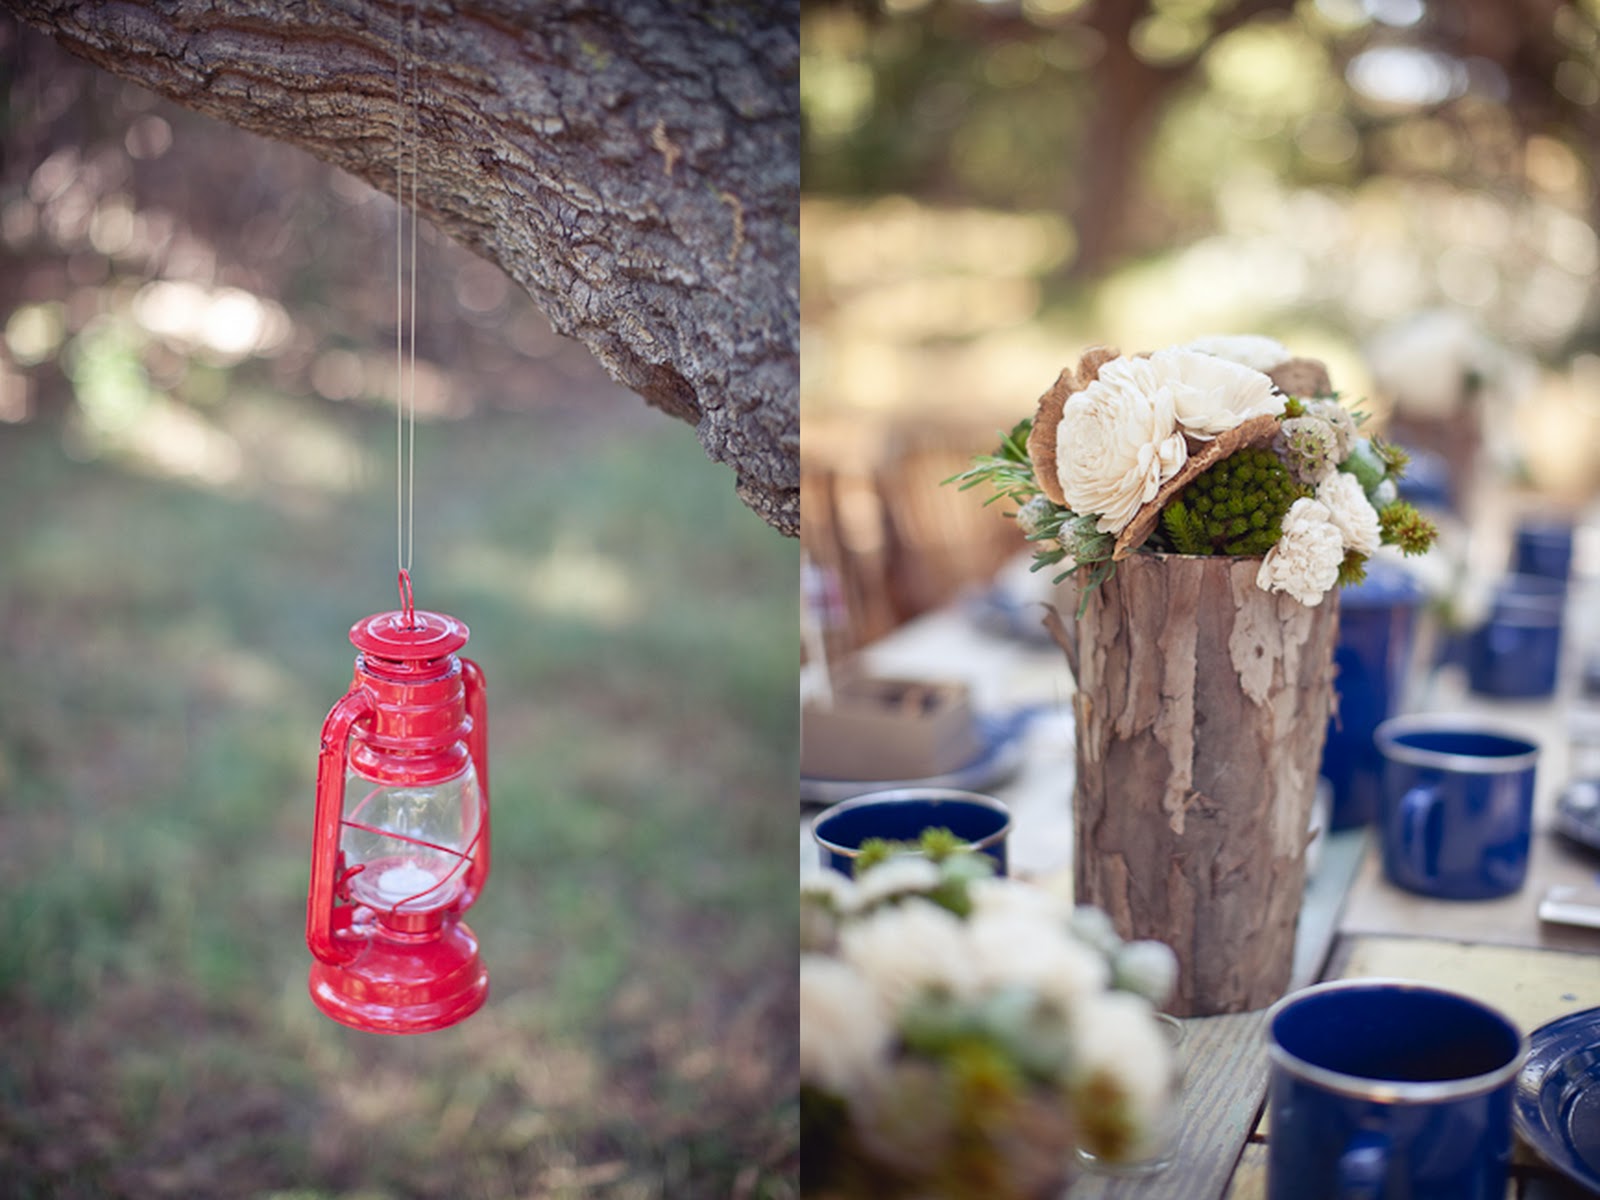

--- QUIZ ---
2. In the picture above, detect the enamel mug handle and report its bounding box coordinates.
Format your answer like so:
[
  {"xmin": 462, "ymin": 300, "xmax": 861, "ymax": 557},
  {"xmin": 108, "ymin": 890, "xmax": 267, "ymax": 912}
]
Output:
[
  {"xmin": 1336, "ymin": 1130, "xmax": 1388, "ymax": 1199},
  {"xmin": 1400, "ymin": 780, "xmax": 1442, "ymax": 886},
  {"xmin": 460, "ymin": 657, "xmax": 491, "ymax": 906},
  {"xmin": 306, "ymin": 686, "xmax": 375, "ymax": 966}
]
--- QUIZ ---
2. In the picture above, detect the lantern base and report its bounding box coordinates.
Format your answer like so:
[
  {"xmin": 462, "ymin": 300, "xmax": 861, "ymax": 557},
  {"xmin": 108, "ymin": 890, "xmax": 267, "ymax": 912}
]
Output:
[{"xmin": 309, "ymin": 917, "xmax": 488, "ymax": 1034}]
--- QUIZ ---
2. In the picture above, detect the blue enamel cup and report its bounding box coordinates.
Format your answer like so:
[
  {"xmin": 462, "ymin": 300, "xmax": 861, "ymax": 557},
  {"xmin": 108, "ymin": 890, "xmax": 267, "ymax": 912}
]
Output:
[
  {"xmin": 1375, "ymin": 716, "xmax": 1539, "ymax": 900},
  {"xmin": 1395, "ymin": 446, "xmax": 1453, "ymax": 512},
  {"xmin": 1321, "ymin": 562, "xmax": 1425, "ymax": 830},
  {"xmin": 1267, "ymin": 979, "xmax": 1526, "ymax": 1200},
  {"xmin": 1465, "ymin": 576, "xmax": 1565, "ymax": 700},
  {"xmin": 1512, "ymin": 517, "xmax": 1574, "ymax": 583},
  {"xmin": 811, "ymin": 788, "xmax": 1012, "ymax": 877}
]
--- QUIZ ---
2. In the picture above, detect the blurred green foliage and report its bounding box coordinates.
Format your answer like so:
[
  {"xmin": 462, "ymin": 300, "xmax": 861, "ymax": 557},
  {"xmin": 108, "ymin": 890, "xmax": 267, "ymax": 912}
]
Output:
[
  {"xmin": 0, "ymin": 402, "xmax": 799, "ymax": 1199},
  {"xmin": 803, "ymin": 0, "xmax": 1600, "ymax": 303}
]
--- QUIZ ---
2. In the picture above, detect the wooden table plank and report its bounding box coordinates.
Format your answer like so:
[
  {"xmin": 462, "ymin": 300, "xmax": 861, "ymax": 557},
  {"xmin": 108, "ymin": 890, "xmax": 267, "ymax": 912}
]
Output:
[
  {"xmin": 1325, "ymin": 933, "xmax": 1600, "ymax": 1029},
  {"xmin": 1223, "ymin": 1141, "xmax": 1267, "ymax": 1200},
  {"xmin": 1292, "ymin": 829, "xmax": 1368, "ymax": 988},
  {"xmin": 1338, "ymin": 830, "xmax": 1600, "ymax": 955}
]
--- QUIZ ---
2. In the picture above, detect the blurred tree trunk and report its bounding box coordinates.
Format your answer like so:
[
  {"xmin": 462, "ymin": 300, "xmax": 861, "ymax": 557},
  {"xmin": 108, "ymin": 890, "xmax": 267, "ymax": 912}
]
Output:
[
  {"xmin": 1068, "ymin": 0, "xmax": 1294, "ymax": 281},
  {"xmin": 3, "ymin": 0, "xmax": 799, "ymax": 536},
  {"xmin": 1071, "ymin": 21, "xmax": 1180, "ymax": 280}
]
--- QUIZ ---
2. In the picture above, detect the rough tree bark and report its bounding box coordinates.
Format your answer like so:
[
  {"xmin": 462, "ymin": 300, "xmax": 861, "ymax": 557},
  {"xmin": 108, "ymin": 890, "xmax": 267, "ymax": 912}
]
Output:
[
  {"xmin": 1061, "ymin": 553, "xmax": 1339, "ymax": 1016},
  {"xmin": 3, "ymin": 0, "xmax": 800, "ymax": 535}
]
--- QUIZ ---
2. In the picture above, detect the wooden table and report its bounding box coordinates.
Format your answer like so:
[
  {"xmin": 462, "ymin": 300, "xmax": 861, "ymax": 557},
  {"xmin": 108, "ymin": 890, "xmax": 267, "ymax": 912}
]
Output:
[{"xmin": 805, "ymin": 552, "xmax": 1600, "ymax": 1199}]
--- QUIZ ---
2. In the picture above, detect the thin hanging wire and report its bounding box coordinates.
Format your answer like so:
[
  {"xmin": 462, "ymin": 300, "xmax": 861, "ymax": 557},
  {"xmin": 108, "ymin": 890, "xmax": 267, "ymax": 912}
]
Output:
[
  {"xmin": 406, "ymin": 0, "xmax": 419, "ymax": 572},
  {"xmin": 394, "ymin": 0, "xmax": 419, "ymax": 590}
]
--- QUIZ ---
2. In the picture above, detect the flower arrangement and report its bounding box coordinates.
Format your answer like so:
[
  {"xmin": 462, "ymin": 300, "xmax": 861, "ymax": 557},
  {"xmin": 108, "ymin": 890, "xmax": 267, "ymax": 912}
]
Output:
[
  {"xmin": 800, "ymin": 842, "xmax": 1180, "ymax": 1199},
  {"xmin": 1365, "ymin": 310, "xmax": 1526, "ymax": 422},
  {"xmin": 953, "ymin": 336, "xmax": 1437, "ymax": 609}
]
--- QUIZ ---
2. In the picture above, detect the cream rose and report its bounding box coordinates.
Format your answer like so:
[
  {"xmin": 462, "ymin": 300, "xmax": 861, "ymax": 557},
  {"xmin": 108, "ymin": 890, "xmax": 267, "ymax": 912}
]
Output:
[
  {"xmin": 1181, "ymin": 334, "xmax": 1294, "ymax": 374},
  {"xmin": 1146, "ymin": 347, "xmax": 1285, "ymax": 439},
  {"xmin": 1055, "ymin": 356, "xmax": 1189, "ymax": 534},
  {"xmin": 1316, "ymin": 470, "xmax": 1382, "ymax": 557},
  {"xmin": 1256, "ymin": 498, "xmax": 1345, "ymax": 605}
]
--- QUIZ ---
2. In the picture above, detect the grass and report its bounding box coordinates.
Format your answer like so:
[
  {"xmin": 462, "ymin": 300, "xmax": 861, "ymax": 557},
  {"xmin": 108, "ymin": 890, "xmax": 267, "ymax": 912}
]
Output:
[{"xmin": 0, "ymin": 391, "xmax": 799, "ymax": 1199}]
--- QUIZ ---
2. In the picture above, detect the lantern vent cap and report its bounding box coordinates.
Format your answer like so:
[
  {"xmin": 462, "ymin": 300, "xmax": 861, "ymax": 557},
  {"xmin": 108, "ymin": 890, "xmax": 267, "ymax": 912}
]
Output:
[{"xmin": 349, "ymin": 610, "xmax": 469, "ymax": 661}]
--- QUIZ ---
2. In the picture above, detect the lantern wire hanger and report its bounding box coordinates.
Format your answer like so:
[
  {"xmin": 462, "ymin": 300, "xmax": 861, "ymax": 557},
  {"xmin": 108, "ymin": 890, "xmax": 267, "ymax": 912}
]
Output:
[{"xmin": 395, "ymin": 0, "xmax": 420, "ymax": 625}]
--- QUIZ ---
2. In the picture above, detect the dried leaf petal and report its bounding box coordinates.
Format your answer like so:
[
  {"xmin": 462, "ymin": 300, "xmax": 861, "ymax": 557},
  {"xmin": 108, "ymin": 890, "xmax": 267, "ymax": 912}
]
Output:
[
  {"xmin": 1268, "ymin": 358, "xmax": 1332, "ymax": 399},
  {"xmin": 1026, "ymin": 345, "xmax": 1121, "ymax": 507},
  {"xmin": 1027, "ymin": 368, "xmax": 1075, "ymax": 506}
]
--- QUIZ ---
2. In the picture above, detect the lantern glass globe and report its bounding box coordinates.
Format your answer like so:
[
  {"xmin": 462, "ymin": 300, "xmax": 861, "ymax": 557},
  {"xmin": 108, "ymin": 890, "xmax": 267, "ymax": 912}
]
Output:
[{"xmin": 340, "ymin": 764, "xmax": 482, "ymax": 913}]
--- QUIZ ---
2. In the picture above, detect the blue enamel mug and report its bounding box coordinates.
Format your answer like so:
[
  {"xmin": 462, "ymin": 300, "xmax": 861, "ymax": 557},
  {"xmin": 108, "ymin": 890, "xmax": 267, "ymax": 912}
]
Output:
[
  {"xmin": 1375, "ymin": 716, "xmax": 1539, "ymax": 899},
  {"xmin": 1267, "ymin": 979, "xmax": 1526, "ymax": 1200},
  {"xmin": 811, "ymin": 788, "xmax": 1011, "ymax": 877},
  {"xmin": 1320, "ymin": 562, "xmax": 1425, "ymax": 830},
  {"xmin": 1395, "ymin": 446, "xmax": 1453, "ymax": 512},
  {"xmin": 1465, "ymin": 576, "xmax": 1565, "ymax": 700},
  {"xmin": 1512, "ymin": 517, "xmax": 1574, "ymax": 583}
]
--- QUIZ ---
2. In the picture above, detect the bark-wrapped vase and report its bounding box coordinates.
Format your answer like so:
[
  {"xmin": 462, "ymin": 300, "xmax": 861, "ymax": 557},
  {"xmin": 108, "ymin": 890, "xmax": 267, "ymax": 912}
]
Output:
[{"xmin": 1059, "ymin": 552, "xmax": 1341, "ymax": 1017}]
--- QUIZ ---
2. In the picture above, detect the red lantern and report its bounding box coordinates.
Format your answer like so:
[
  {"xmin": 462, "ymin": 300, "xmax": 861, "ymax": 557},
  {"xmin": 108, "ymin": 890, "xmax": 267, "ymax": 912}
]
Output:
[{"xmin": 305, "ymin": 592, "xmax": 490, "ymax": 1034}]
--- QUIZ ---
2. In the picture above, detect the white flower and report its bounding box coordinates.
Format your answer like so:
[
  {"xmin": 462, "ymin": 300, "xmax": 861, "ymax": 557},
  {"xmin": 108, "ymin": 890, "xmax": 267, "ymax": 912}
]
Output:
[
  {"xmin": 969, "ymin": 877, "xmax": 1073, "ymax": 924},
  {"xmin": 1277, "ymin": 416, "xmax": 1340, "ymax": 486},
  {"xmin": 853, "ymin": 856, "xmax": 942, "ymax": 909},
  {"xmin": 839, "ymin": 897, "xmax": 975, "ymax": 1014},
  {"xmin": 1316, "ymin": 471, "xmax": 1382, "ymax": 557},
  {"xmin": 965, "ymin": 911, "xmax": 1110, "ymax": 1014},
  {"xmin": 1070, "ymin": 991, "xmax": 1177, "ymax": 1156},
  {"xmin": 1145, "ymin": 348, "xmax": 1284, "ymax": 439},
  {"xmin": 800, "ymin": 955, "xmax": 891, "ymax": 1096},
  {"xmin": 1365, "ymin": 310, "xmax": 1508, "ymax": 419},
  {"xmin": 1256, "ymin": 498, "xmax": 1345, "ymax": 606},
  {"xmin": 1112, "ymin": 941, "xmax": 1179, "ymax": 1007},
  {"xmin": 1181, "ymin": 334, "xmax": 1294, "ymax": 374},
  {"xmin": 801, "ymin": 869, "xmax": 859, "ymax": 915},
  {"xmin": 1055, "ymin": 355, "xmax": 1189, "ymax": 534},
  {"xmin": 1068, "ymin": 906, "xmax": 1123, "ymax": 957},
  {"xmin": 1304, "ymin": 398, "xmax": 1358, "ymax": 460}
]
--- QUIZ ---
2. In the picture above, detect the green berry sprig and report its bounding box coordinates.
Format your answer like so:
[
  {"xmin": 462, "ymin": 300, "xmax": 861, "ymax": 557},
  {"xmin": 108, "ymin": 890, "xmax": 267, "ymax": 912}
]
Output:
[{"xmin": 1160, "ymin": 446, "xmax": 1309, "ymax": 558}]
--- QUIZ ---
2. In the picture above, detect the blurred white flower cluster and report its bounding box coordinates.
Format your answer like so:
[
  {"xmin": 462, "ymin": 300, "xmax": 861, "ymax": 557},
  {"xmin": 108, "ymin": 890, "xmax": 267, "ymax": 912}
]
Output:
[
  {"xmin": 1365, "ymin": 310, "xmax": 1529, "ymax": 421},
  {"xmin": 800, "ymin": 853, "xmax": 1180, "ymax": 1199}
]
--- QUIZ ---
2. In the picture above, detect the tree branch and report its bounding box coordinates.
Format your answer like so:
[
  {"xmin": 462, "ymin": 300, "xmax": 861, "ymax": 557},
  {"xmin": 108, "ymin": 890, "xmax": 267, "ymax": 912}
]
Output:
[{"xmin": 3, "ymin": 0, "xmax": 800, "ymax": 535}]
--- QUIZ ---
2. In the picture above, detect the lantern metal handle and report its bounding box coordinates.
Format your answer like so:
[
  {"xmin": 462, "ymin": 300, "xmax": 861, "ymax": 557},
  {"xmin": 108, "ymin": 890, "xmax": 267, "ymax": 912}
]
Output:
[
  {"xmin": 460, "ymin": 657, "xmax": 491, "ymax": 907},
  {"xmin": 307, "ymin": 686, "xmax": 375, "ymax": 966}
]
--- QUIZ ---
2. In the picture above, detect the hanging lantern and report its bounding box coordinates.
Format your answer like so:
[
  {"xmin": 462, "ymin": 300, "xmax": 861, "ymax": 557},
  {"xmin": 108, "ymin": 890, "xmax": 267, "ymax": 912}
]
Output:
[{"xmin": 306, "ymin": 590, "xmax": 490, "ymax": 1034}]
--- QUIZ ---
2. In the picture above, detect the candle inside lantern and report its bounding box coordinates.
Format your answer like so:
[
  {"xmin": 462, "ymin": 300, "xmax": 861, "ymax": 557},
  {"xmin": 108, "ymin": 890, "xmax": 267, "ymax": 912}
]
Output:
[
  {"xmin": 340, "ymin": 769, "xmax": 480, "ymax": 915},
  {"xmin": 377, "ymin": 863, "xmax": 439, "ymax": 904}
]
